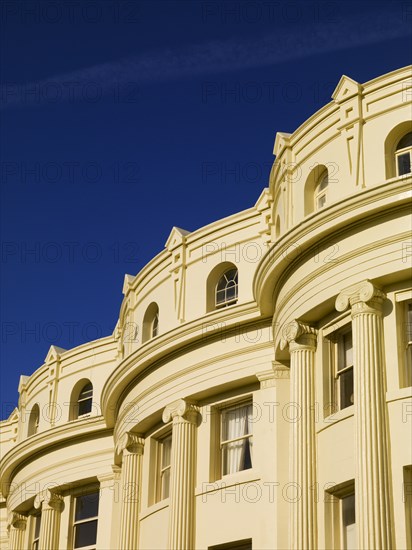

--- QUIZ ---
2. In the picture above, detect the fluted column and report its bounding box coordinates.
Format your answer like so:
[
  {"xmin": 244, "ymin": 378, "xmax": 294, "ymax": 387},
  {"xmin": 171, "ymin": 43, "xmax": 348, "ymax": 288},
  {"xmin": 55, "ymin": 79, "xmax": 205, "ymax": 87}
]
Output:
[
  {"xmin": 162, "ymin": 399, "xmax": 200, "ymax": 550},
  {"xmin": 336, "ymin": 280, "xmax": 392, "ymax": 549},
  {"xmin": 280, "ymin": 320, "xmax": 318, "ymax": 550},
  {"xmin": 7, "ymin": 512, "xmax": 27, "ymax": 550},
  {"xmin": 116, "ymin": 432, "xmax": 145, "ymax": 550},
  {"xmin": 34, "ymin": 490, "xmax": 64, "ymax": 550}
]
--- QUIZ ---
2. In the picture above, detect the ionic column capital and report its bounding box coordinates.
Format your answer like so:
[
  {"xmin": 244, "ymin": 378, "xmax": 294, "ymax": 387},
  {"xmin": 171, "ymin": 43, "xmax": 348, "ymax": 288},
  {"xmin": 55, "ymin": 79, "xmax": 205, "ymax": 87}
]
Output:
[
  {"xmin": 336, "ymin": 279, "xmax": 386, "ymax": 315},
  {"xmin": 116, "ymin": 432, "xmax": 145, "ymax": 456},
  {"xmin": 7, "ymin": 512, "xmax": 27, "ymax": 531},
  {"xmin": 34, "ymin": 489, "xmax": 64, "ymax": 512},
  {"xmin": 280, "ymin": 320, "xmax": 317, "ymax": 351},
  {"xmin": 162, "ymin": 399, "xmax": 200, "ymax": 424}
]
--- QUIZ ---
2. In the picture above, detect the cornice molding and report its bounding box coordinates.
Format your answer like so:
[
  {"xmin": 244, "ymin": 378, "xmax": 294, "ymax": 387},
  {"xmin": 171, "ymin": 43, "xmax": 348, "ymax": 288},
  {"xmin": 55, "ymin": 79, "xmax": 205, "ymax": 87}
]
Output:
[
  {"xmin": 254, "ymin": 178, "xmax": 411, "ymax": 314},
  {"xmin": 0, "ymin": 416, "xmax": 110, "ymax": 498},
  {"xmin": 102, "ymin": 303, "xmax": 267, "ymax": 427}
]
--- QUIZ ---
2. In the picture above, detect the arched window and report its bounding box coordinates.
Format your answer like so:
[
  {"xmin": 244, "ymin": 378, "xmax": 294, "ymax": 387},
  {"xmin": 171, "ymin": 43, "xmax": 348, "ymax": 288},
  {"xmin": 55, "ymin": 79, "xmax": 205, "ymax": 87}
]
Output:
[
  {"xmin": 69, "ymin": 379, "xmax": 94, "ymax": 420},
  {"xmin": 395, "ymin": 132, "xmax": 412, "ymax": 176},
  {"xmin": 315, "ymin": 170, "xmax": 328, "ymax": 210},
  {"xmin": 304, "ymin": 164, "xmax": 328, "ymax": 215},
  {"xmin": 77, "ymin": 382, "xmax": 93, "ymax": 416},
  {"xmin": 142, "ymin": 302, "xmax": 159, "ymax": 343},
  {"xmin": 206, "ymin": 262, "xmax": 239, "ymax": 312},
  {"xmin": 215, "ymin": 268, "xmax": 238, "ymax": 308},
  {"xmin": 384, "ymin": 122, "xmax": 412, "ymax": 179},
  {"xmin": 27, "ymin": 404, "xmax": 40, "ymax": 436}
]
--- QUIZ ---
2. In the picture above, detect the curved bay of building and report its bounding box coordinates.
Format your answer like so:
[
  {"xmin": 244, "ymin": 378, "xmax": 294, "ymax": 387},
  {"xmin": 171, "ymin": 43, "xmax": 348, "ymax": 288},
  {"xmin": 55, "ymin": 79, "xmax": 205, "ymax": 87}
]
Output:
[{"xmin": 1, "ymin": 66, "xmax": 411, "ymax": 550}]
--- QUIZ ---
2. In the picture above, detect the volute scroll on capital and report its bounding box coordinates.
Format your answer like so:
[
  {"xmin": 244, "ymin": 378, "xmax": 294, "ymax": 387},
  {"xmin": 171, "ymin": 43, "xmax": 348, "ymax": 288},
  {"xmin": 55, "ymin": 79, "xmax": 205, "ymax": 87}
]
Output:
[
  {"xmin": 7, "ymin": 511, "xmax": 27, "ymax": 530},
  {"xmin": 34, "ymin": 489, "xmax": 64, "ymax": 512},
  {"xmin": 162, "ymin": 398, "xmax": 200, "ymax": 424},
  {"xmin": 279, "ymin": 320, "xmax": 317, "ymax": 350},
  {"xmin": 335, "ymin": 280, "xmax": 386, "ymax": 313},
  {"xmin": 116, "ymin": 431, "xmax": 145, "ymax": 456}
]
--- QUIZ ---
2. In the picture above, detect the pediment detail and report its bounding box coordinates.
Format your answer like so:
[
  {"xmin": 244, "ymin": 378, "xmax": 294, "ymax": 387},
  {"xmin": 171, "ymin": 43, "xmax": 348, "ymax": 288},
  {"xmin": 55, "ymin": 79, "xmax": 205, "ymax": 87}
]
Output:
[
  {"xmin": 165, "ymin": 226, "xmax": 191, "ymax": 251},
  {"xmin": 273, "ymin": 132, "xmax": 291, "ymax": 157},
  {"xmin": 332, "ymin": 75, "xmax": 362, "ymax": 103},
  {"xmin": 45, "ymin": 345, "xmax": 66, "ymax": 364}
]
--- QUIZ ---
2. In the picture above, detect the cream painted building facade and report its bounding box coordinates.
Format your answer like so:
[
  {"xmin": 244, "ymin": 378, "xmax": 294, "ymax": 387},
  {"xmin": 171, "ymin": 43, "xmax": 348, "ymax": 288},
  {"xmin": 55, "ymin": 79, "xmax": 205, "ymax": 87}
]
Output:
[{"xmin": 0, "ymin": 66, "xmax": 411, "ymax": 550}]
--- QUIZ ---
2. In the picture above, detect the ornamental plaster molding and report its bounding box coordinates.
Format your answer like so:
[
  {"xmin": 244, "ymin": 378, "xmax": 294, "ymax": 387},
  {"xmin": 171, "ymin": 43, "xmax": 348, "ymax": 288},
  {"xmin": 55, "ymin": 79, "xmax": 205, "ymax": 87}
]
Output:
[
  {"xmin": 162, "ymin": 399, "xmax": 200, "ymax": 424},
  {"xmin": 335, "ymin": 279, "xmax": 386, "ymax": 312},
  {"xmin": 7, "ymin": 512, "xmax": 27, "ymax": 530},
  {"xmin": 115, "ymin": 432, "xmax": 144, "ymax": 456},
  {"xmin": 279, "ymin": 320, "xmax": 317, "ymax": 350},
  {"xmin": 34, "ymin": 489, "xmax": 64, "ymax": 512}
]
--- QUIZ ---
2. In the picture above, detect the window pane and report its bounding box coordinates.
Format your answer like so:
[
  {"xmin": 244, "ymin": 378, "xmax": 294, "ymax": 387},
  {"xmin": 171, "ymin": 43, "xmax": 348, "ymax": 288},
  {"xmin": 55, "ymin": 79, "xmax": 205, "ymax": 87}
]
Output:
[
  {"xmin": 78, "ymin": 398, "xmax": 92, "ymax": 416},
  {"xmin": 79, "ymin": 383, "xmax": 93, "ymax": 399},
  {"xmin": 34, "ymin": 515, "xmax": 41, "ymax": 538},
  {"xmin": 162, "ymin": 436, "xmax": 172, "ymax": 468},
  {"xmin": 342, "ymin": 494, "xmax": 356, "ymax": 550},
  {"xmin": 317, "ymin": 194, "xmax": 326, "ymax": 209},
  {"xmin": 74, "ymin": 520, "xmax": 98, "ymax": 548},
  {"xmin": 340, "ymin": 369, "xmax": 354, "ymax": 409},
  {"xmin": 396, "ymin": 132, "xmax": 412, "ymax": 150},
  {"xmin": 75, "ymin": 493, "xmax": 100, "ymax": 521},
  {"xmin": 344, "ymin": 332, "xmax": 353, "ymax": 367},
  {"xmin": 397, "ymin": 153, "xmax": 411, "ymax": 176},
  {"xmin": 162, "ymin": 468, "xmax": 170, "ymax": 499}
]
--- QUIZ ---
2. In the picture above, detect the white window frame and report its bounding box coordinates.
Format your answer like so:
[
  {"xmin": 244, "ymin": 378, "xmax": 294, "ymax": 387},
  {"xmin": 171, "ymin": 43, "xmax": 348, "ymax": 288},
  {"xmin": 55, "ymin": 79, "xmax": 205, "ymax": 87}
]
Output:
[
  {"xmin": 395, "ymin": 290, "xmax": 412, "ymax": 388},
  {"xmin": 157, "ymin": 433, "xmax": 172, "ymax": 502},
  {"xmin": 77, "ymin": 384, "xmax": 93, "ymax": 418},
  {"xmin": 71, "ymin": 488, "xmax": 100, "ymax": 550},
  {"xmin": 215, "ymin": 269, "xmax": 238, "ymax": 309},
  {"xmin": 325, "ymin": 481, "xmax": 356, "ymax": 550},
  {"xmin": 31, "ymin": 514, "xmax": 41, "ymax": 550},
  {"xmin": 210, "ymin": 396, "xmax": 254, "ymax": 481},
  {"xmin": 152, "ymin": 311, "xmax": 159, "ymax": 338},
  {"xmin": 315, "ymin": 170, "xmax": 328, "ymax": 210},
  {"xmin": 335, "ymin": 329, "xmax": 354, "ymax": 411}
]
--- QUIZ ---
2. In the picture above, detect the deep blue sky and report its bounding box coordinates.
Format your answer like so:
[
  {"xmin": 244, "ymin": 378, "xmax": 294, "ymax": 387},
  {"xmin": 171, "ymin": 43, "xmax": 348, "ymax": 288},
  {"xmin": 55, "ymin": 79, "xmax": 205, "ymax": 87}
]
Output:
[{"xmin": 1, "ymin": 0, "xmax": 411, "ymax": 418}]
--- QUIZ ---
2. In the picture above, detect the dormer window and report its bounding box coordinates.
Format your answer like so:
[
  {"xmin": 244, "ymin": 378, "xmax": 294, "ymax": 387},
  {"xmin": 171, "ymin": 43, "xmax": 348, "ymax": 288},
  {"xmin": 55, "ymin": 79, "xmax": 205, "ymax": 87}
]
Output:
[
  {"xmin": 315, "ymin": 170, "xmax": 328, "ymax": 210},
  {"xmin": 396, "ymin": 132, "xmax": 412, "ymax": 176}
]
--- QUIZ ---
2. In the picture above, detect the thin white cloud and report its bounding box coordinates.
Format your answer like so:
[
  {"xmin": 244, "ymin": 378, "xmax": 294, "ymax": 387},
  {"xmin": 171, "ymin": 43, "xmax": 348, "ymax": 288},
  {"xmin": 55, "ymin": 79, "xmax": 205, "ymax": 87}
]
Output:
[{"xmin": 1, "ymin": 8, "xmax": 410, "ymax": 108}]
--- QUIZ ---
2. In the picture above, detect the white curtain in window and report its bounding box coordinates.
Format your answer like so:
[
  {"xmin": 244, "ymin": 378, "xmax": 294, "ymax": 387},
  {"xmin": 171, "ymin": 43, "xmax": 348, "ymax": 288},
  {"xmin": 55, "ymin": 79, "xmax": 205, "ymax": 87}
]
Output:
[
  {"xmin": 223, "ymin": 405, "xmax": 249, "ymax": 474},
  {"xmin": 344, "ymin": 523, "xmax": 356, "ymax": 550}
]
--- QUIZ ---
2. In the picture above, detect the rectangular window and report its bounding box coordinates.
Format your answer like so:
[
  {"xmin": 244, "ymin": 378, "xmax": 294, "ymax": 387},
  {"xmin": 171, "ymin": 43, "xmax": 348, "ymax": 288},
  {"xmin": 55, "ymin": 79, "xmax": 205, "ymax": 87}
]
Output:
[
  {"xmin": 220, "ymin": 402, "xmax": 253, "ymax": 476},
  {"xmin": 341, "ymin": 493, "xmax": 356, "ymax": 549},
  {"xmin": 336, "ymin": 330, "xmax": 354, "ymax": 410},
  {"xmin": 404, "ymin": 301, "xmax": 412, "ymax": 387},
  {"xmin": 153, "ymin": 436, "xmax": 172, "ymax": 505},
  {"xmin": 325, "ymin": 482, "xmax": 356, "ymax": 549},
  {"xmin": 73, "ymin": 491, "xmax": 99, "ymax": 550},
  {"xmin": 32, "ymin": 515, "xmax": 41, "ymax": 550}
]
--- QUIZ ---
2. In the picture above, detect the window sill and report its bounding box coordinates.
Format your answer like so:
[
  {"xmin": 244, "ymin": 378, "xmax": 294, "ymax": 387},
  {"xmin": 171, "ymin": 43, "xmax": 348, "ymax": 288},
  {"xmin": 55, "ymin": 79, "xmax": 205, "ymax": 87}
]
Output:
[
  {"xmin": 196, "ymin": 469, "xmax": 260, "ymax": 496},
  {"xmin": 140, "ymin": 497, "xmax": 170, "ymax": 520},
  {"xmin": 319, "ymin": 405, "xmax": 354, "ymax": 432},
  {"xmin": 386, "ymin": 386, "xmax": 412, "ymax": 403}
]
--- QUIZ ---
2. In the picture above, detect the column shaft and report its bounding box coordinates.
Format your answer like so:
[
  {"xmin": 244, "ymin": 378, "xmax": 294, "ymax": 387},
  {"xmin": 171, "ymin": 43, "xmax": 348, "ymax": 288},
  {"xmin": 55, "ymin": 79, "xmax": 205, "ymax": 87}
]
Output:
[
  {"xmin": 352, "ymin": 307, "xmax": 391, "ymax": 549},
  {"xmin": 119, "ymin": 451, "xmax": 143, "ymax": 549},
  {"xmin": 34, "ymin": 490, "xmax": 63, "ymax": 550},
  {"xmin": 116, "ymin": 433, "xmax": 144, "ymax": 550},
  {"xmin": 289, "ymin": 342, "xmax": 317, "ymax": 550},
  {"xmin": 163, "ymin": 399, "xmax": 199, "ymax": 550},
  {"xmin": 8, "ymin": 514, "xmax": 26, "ymax": 550}
]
